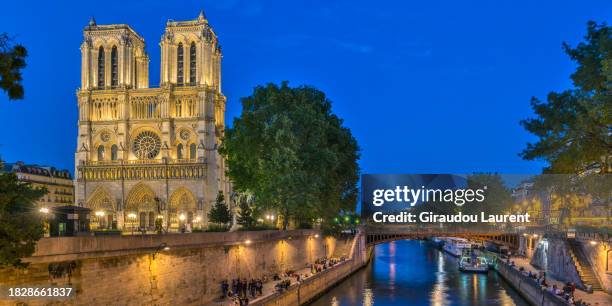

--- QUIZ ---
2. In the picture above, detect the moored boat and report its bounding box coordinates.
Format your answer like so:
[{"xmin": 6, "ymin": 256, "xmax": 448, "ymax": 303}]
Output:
[
  {"xmin": 442, "ymin": 237, "xmax": 471, "ymax": 257},
  {"xmin": 458, "ymin": 249, "xmax": 489, "ymax": 273}
]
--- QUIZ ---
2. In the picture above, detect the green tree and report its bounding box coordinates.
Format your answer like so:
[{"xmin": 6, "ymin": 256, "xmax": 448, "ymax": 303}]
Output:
[
  {"xmin": 220, "ymin": 82, "xmax": 360, "ymax": 229},
  {"xmin": 0, "ymin": 33, "xmax": 27, "ymax": 100},
  {"xmin": 463, "ymin": 173, "xmax": 513, "ymax": 216},
  {"xmin": 0, "ymin": 171, "xmax": 46, "ymax": 267},
  {"xmin": 207, "ymin": 191, "xmax": 231, "ymax": 225},
  {"xmin": 236, "ymin": 196, "xmax": 256, "ymax": 228},
  {"xmin": 520, "ymin": 21, "xmax": 611, "ymax": 174}
]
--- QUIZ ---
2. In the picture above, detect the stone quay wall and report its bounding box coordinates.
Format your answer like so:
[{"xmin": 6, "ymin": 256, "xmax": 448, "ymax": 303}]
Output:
[
  {"xmin": 496, "ymin": 261, "xmax": 569, "ymax": 306},
  {"xmin": 254, "ymin": 232, "xmax": 370, "ymax": 306},
  {"xmin": 0, "ymin": 230, "xmax": 348, "ymax": 305},
  {"xmin": 575, "ymin": 233, "xmax": 612, "ymax": 294},
  {"xmin": 530, "ymin": 237, "xmax": 584, "ymax": 289}
]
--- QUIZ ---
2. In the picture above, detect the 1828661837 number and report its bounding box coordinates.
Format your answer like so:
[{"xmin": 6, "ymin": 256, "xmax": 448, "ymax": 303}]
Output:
[{"xmin": 7, "ymin": 287, "xmax": 73, "ymax": 298}]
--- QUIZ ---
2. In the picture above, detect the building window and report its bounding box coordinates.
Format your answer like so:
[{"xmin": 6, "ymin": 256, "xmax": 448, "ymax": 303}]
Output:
[
  {"xmin": 97, "ymin": 145, "xmax": 105, "ymax": 161},
  {"xmin": 111, "ymin": 46, "xmax": 118, "ymax": 87},
  {"xmin": 177, "ymin": 143, "xmax": 184, "ymax": 159},
  {"xmin": 189, "ymin": 42, "xmax": 196, "ymax": 85},
  {"xmin": 98, "ymin": 46, "xmax": 105, "ymax": 88},
  {"xmin": 189, "ymin": 143, "xmax": 196, "ymax": 160},
  {"xmin": 111, "ymin": 145, "xmax": 118, "ymax": 160},
  {"xmin": 177, "ymin": 43, "xmax": 184, "ymax": 85}
]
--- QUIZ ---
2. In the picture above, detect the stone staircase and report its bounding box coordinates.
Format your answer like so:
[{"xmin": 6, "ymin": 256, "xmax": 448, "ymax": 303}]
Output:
[{"xmin": 567, "ymin": 239, "xmax": 603, "ymax": 292}]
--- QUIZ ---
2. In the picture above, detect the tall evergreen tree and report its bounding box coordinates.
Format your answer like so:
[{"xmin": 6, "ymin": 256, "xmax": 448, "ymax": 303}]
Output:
[{"xmin": 207, "ymin": 191, "xmax": 231, "ymax": 225}]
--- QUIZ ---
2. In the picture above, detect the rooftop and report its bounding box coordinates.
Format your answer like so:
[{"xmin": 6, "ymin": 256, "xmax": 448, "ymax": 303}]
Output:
[{"xmin": 2, "ymin": 161, "xmax": 72, "ymax": 179}]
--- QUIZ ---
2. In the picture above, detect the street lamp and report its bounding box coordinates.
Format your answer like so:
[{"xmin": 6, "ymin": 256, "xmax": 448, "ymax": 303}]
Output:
[
  {"xmin": 152, "ymin": 242, "xmax": 170, "ymax": 259},
  {"xmin": 39, "ymin": 207, "xmax": 50, "ymax": 214}
]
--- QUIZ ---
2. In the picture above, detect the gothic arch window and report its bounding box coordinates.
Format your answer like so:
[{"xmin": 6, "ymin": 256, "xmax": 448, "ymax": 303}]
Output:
[
  {"xmin": 111, "ymin": 144, "xmax": 118, "ymax": 160},
  {"xmin": 98, "ymin": 46, "xmax": 105, "ymax": 88},
  {"xmin": 177, "ymin": 43, "xmax": 184, "ymax": 85},
  {"xmin": 97, "ymin": 145, "xmax": 105, "ymax": 161},
  {"xmin": 189, "ymin": 143, "xmax": 196, "ymax": 160},
  {"xmin": 177, "ymin": 143, "xmax": 184, "ymax": 159},
  {"xmin": 189, "ymin": 42, "xmax": 196, "ymax": 85},
  {"xmin": 111, "ymin": 46, "xmax": 118, "ymax": 88}
]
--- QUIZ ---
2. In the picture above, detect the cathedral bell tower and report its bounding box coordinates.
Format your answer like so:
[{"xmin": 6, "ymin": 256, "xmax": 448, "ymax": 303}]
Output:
[
  {"xmin": 80, "ymin": 17, "xmax": 150, "ymax": 90},
  {"xmin": 159, "ymin": 10, "xmax": 222, "ymax": 91}
]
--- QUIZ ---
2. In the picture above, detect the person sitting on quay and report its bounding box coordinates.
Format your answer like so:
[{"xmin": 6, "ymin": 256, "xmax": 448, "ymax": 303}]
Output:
[
  {"xmin": 249, "ymin": 279, "xmax": 257, "ymax": 298},
  {"xmin": 241, "ymin": 278, "xmax": 248, "ymax": 297},
  {"xmin": 256, "ymin": 279, "xmax": 263, "ymax": 296},
  {"xmin": 220, "ymin": 280, "xmax": 229, "ymax": 299},
  {"xmin": 231, "ymin": 279, "xmax": 238, "ymax": 297}
]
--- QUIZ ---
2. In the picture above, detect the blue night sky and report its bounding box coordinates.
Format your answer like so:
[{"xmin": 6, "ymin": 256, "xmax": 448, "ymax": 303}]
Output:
[{"xmin": 0, "ymin": 0, "xmax": 610, "ymax": 175}]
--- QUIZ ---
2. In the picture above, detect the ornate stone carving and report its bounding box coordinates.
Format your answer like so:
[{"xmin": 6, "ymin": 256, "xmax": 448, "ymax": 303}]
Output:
[{"xmin": 132, "ymin": 131, "xmax": 161, "ymax": 160}]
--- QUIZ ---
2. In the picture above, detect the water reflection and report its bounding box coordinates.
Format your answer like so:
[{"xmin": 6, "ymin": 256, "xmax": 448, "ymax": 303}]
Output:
[{"xmin": 310, "ymin": 240, "xmax": 528, "ymax": 306}]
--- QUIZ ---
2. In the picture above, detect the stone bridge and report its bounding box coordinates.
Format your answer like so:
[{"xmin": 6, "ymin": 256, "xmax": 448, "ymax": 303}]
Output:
[{"xmin": 364, "ymin": 225, "xmax": 520, "ymax": 249}]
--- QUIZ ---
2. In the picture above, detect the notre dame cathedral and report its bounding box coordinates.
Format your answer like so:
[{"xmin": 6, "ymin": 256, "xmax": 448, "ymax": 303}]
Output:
[{"xmin": 74, "ymin": 11, "xmax": 230, "ymax": 232}]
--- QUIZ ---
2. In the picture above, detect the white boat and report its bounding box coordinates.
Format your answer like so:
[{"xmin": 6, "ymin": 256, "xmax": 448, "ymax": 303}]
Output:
[
  {"xmin": 442, "ymin": 237, "xmax": 471, "ymax": 257},
  {"xmin": 458, "ymin": 254, "xmax": 489, "ymax": 273}
]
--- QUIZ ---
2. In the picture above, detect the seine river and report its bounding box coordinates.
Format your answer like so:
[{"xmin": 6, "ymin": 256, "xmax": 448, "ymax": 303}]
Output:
[{"xmin": 310, "ymin": 240, "xmax": 528, "ymax": 306}]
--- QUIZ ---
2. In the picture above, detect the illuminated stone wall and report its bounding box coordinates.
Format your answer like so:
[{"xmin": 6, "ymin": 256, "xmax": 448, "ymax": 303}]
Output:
[{"xmin": 0, "ymin": 231, "xmax": 348, "ymax": 305}]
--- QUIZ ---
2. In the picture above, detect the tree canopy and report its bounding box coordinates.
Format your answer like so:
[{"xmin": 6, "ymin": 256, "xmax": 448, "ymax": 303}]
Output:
[
  {"xmin": 0, "ymin": 33, "xmax": 27, "ymax": 100},
  {"xmin": 220, "ymin": 82, "xmax": 360, "ymax": 229},
  {"xmin": 0, "ymin": 170, "xmax": 46, "ymax": 268},
  {"xmin": 520, "ymin": 21, "xmax": 611, "ymax": 174}
]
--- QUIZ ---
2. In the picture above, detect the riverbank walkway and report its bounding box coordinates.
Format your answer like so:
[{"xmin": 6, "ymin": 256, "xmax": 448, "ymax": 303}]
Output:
[
  {"xmin": 510, "ymin": 257, "xmax": 611, "ymax": 305},
  {"xmin": 206, "ymin": 258, "xmax": 345, "ymax": 306}
]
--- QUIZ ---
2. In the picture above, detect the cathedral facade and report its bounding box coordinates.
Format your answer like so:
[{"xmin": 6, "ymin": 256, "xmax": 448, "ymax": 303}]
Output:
[{"xmin": 74, "ymin": 11, "xmax": 230, "ymax": 232}]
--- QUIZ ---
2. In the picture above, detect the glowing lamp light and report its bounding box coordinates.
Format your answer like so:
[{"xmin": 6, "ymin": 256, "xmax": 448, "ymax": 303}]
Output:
[
  {"xmin": 179, "ymin": 214, "xmax": 186, "ymax": 221},
  {"xmin": 270, "ymin": 215, "xmax": 275, "ymax": 220},
  {"xmin": 244, "ymin": 240, "xmax": 252, "ymax": 245},
  {"xmin": 127, "ymin": 213, "xmax": 137, "ymax": 219},
  {"xmin": 266, "ymin": 215, "xmax": 270, "ymax": 220},
  {"xmin": 39, "ymin": 207, "xmax": 50, "ymax": 214},
  {"xmin": 95, "ymin": 211, "xmax": 105, "ymax": 217},
  {"xmin": 157, "ymin": 215, "xmax": 164, "ymax": 219},
  {"xmin": 163, "ymin": 246, "xmax": 171, "ymax": 251},
  {"xmin": 590, "ymin": 240, "xmax": 597, "ymax": 246},
  {"xmin": 532, "ymin": 234, "xmax": 538, "ymax": 238},
  {"xmin": 314, "ymin": 234, "xmax": 320, "ymax": 238},
  {"xmin": 195, "ymin": 216, "xmax": 202, "ymax": 222}
]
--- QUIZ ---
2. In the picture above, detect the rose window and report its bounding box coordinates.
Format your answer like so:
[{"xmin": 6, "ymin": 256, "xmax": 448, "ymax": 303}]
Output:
[
  {"xmin": 132, "ymin": 131, "xmax": 161, "ymax": 160},
  {"xmin": 179, "ymin": 129, "xmax": 191, "ymax": 141},
  {"xmin": 100, "ymin": 131, "xmax": 111, "ymax": 142}
]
